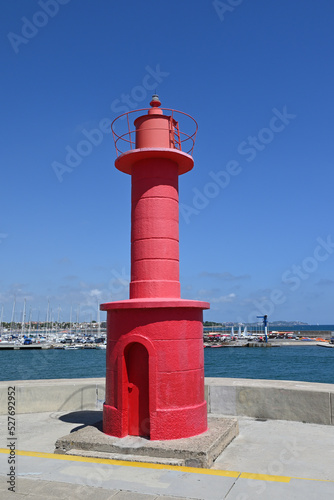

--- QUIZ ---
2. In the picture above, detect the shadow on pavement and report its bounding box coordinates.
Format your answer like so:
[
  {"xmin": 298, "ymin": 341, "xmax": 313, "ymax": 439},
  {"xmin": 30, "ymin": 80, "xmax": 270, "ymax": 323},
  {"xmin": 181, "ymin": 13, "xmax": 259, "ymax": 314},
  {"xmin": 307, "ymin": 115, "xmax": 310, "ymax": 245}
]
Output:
[{"xmin": 57, "ymin": 410, "xmax": 103, "ymax": 432}]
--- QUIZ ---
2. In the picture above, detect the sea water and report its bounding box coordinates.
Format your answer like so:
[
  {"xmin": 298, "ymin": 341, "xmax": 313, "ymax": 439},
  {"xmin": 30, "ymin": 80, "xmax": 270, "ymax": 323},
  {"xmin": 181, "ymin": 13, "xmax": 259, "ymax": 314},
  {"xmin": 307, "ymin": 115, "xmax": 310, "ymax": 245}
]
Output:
[
  {"xmin": 204, "ymin": 346, "xmax": 334, "ymax": 383},
  {"xmin": 0, "ymin": 346, "xmax": 333, "ymax": 384}
]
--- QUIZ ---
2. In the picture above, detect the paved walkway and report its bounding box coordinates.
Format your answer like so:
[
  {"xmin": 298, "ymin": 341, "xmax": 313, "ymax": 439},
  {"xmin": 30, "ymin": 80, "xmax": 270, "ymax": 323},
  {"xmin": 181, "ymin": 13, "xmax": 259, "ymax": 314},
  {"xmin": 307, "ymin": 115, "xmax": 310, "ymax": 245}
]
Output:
[{"xmin": 1, "ymin": 412, "xmax": 334, "ymax": 499}]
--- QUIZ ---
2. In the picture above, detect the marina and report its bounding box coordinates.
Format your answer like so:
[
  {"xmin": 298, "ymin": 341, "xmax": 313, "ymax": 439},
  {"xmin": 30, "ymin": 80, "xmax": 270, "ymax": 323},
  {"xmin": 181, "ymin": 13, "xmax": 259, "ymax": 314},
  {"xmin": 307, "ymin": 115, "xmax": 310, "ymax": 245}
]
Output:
[
  {"xmin": 1, "ymin": 343, "xmax": 334, "ymax": 384},
  {"xmin": 0, "ymin": 342, "xmax": 106, "ymax": 350},
  {"xmin": 203, "ymin": 324, "xmax": 334, "ymax": 348}
]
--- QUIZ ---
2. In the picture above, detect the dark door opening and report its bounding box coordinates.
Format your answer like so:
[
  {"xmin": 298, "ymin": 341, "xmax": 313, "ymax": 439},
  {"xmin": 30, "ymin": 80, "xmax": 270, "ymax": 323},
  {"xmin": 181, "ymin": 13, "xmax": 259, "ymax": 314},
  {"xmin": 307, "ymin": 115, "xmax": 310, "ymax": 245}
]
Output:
[{"xmin": 125, "ymin": 342, "xmax": 150, "ymax": 437}]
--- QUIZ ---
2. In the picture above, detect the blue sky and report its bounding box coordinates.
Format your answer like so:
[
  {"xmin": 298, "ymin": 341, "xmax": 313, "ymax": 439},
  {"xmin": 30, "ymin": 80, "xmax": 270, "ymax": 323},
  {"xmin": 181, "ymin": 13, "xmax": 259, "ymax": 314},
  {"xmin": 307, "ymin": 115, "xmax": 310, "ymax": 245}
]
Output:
[{"xmin": 1, "ymin": 0, "xmax": 334, "ymax": 325}]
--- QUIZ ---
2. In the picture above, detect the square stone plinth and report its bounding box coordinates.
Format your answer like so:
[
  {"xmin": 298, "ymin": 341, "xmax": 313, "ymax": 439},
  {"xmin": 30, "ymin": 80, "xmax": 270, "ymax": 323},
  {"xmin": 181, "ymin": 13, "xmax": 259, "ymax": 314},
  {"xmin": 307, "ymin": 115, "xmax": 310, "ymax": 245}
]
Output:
[{"xmin": 54, "ymin": 416, "xmax": 238, "ymax": 469}]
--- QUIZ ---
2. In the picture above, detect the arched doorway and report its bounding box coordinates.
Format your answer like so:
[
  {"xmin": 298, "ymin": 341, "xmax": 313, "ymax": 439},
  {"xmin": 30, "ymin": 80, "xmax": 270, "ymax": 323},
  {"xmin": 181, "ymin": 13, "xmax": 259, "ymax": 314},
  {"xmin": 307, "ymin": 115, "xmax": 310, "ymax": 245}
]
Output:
[{"xmin": 124, "ymin": 342, "xmax": 150, "ymax": 437}]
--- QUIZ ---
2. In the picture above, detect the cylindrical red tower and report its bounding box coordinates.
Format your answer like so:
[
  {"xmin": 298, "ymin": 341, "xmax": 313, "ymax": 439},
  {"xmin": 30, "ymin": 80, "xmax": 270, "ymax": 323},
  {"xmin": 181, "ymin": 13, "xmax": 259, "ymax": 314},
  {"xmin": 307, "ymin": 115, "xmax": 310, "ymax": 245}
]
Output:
[{"xmin": 101, "ymin": 95, "xmax": 210, "ymax": 440}]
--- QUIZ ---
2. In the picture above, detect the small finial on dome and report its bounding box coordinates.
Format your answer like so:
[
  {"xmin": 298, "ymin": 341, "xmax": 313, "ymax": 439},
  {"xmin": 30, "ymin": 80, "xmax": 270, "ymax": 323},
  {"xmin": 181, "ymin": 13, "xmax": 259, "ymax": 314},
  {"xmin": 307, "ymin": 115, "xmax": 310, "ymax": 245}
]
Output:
[{"xmin": 150, "ymin": 94, "xmax": 161, "ymax": 107}]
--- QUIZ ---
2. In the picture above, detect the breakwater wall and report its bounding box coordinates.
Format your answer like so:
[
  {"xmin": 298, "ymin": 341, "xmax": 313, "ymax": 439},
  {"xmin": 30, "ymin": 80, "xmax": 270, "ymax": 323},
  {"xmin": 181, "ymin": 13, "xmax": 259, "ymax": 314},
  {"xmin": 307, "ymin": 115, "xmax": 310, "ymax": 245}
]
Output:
[
  {"xmin": 286, "ymin": 331, "xmax": 333, "ymax": 338},
  {"xmin": 1, "ymin": 377, "xmax": 333, "ymax": 426}
]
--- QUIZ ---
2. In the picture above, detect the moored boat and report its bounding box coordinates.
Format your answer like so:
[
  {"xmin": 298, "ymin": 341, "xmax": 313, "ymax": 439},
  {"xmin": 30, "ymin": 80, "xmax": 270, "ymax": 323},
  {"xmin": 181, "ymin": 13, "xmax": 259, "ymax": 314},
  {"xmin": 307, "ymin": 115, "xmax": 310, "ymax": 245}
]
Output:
[{"xmin": 317, "ymin": 338, "xmax": 334, "ymax": 348}]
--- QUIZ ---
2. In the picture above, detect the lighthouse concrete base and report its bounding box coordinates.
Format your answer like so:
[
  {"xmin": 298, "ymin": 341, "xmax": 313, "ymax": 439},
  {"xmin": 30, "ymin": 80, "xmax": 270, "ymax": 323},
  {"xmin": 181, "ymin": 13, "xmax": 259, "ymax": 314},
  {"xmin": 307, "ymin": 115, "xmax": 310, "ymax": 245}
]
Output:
[{"xmin": 54, "ymin": 416, "xmax": 238, "ymax": 469}]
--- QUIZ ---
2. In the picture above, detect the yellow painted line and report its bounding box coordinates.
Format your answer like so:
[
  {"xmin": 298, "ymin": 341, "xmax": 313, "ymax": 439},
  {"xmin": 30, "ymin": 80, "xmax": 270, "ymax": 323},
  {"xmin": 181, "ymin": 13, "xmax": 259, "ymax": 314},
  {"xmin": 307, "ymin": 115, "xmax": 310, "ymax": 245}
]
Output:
[
  {"xmin": 238, "ymin": 471, "xmax": 334, "ymax": 484},
  {"xmin": 240, "ymin": 472, "xmax": 291, "ymax": 483},
  {"xmin": 0, "ymin": 448, "xmax": 238, "ymax": 477},
  {"xmin": 1, "ymin": 448, "xmax": 334, "ymax": 483},
  {"xmin": 291, "ymin": 476, "xmax": 334, "ymax": 483}
]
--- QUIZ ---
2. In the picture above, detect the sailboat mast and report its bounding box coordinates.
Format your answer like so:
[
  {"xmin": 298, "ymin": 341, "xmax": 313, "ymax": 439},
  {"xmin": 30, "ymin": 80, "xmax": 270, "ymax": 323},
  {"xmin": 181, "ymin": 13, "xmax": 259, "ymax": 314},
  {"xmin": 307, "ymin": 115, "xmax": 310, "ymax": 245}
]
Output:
[
  {"xmin": 50, "ymin": 306, "xmax": 53, "ymax": 340},
  {"xmin": 0, "ymin": 305, "xmax": 3, "ymax": 335},
  {"xmin": 10, "ymin": 296, "xmax": 16, "ymax": 338},
  {"xmin": 21, "ymin": 298, "xmax": 26, "ymax": 340},
  {"xmin": 97, "ymin": 300, "xmax": 101, "ymax": 337},
  {"xmin": 69, "ymin": 304, "xmax": 72, "ymax": 335},
  {"xmin": 46, "ymin": 299, "xmax": 50, "ymax": 341},
  {"xmin": 28, "ymin": 306, "xmax": 32, "ymax": 336},
  {"xmin": 57, "ymin": 304, "xmax": 61, "ymax": 338},
  {"xmin": 77, "ymin": 305, "xmax": 80, "ymax": 336}
]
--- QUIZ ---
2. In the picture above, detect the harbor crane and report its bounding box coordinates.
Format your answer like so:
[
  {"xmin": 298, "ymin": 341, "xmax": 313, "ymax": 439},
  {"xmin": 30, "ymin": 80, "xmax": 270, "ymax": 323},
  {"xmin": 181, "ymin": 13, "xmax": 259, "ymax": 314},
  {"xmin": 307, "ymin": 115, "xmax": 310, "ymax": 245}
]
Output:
[{"xmin": 257, "ymin": 315, "xmax": 268, "ymax": 343}]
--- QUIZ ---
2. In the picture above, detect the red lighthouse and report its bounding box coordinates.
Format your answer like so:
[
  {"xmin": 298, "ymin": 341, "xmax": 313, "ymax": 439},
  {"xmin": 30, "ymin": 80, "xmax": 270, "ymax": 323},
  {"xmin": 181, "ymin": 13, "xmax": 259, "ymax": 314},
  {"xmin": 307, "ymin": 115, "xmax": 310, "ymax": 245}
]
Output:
[{"xmin": 101, "ymin": 95, "xmax": 210, "ymax": 440}]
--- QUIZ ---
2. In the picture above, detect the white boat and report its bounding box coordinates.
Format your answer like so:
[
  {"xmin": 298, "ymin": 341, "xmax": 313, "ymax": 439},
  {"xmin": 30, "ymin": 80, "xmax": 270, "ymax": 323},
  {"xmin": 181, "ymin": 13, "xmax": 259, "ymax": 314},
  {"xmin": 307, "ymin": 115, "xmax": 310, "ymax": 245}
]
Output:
[{"xmin": 317, "ymin": 339, "xmax": 334, "ymax": 348}]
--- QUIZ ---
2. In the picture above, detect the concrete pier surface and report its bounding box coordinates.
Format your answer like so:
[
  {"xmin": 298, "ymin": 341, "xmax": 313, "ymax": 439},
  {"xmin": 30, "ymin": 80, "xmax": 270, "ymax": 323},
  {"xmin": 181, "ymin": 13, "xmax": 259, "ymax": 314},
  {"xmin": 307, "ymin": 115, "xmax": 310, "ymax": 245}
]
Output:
[
  {"xmin": 1, "ymin": 377, "xmax": 334, "ymax": 498},
  {"xmin": 1, "ymin": 411, "xmax": 334, "ymax": 499}
]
